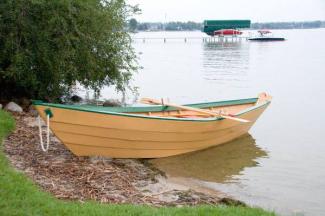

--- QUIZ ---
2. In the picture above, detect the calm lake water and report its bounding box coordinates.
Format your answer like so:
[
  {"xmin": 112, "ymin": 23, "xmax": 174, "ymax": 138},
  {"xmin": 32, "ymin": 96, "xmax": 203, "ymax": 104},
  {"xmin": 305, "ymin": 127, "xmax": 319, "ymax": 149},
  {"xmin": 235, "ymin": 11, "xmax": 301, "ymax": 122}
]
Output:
[{"xmin": 102, "ymin": 29, "xmax": 325, "ymax": 216}]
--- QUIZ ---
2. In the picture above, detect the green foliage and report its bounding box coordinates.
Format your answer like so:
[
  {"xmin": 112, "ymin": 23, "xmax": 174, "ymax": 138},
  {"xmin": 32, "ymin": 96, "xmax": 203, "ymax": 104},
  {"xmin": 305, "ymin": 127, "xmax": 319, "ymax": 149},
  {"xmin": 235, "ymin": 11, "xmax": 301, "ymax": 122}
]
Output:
[
  {"xmin": 133, "ymin": 20, "xmax": 325, "ymax": 32},
  {"xmin": 251, "ymin": 21, "xmax": 325, "ymax": 29},
  {"xmin": 128, "ymin": 18, "xmax": 138, "ymax": 32},
  {"xmin": 0, "ymin": 110, "xmax": 276, "ymax": 216},
  {"xmin": 165, "ymin": 21, "xmax": 203, "ymax": 31},
  {"xmin": 135, "ymin": 21, "xmax": 202, "ymax": 31},
  {"xmin": 0, "ymin": 0, "xmax": 138, "ymax": 102}
]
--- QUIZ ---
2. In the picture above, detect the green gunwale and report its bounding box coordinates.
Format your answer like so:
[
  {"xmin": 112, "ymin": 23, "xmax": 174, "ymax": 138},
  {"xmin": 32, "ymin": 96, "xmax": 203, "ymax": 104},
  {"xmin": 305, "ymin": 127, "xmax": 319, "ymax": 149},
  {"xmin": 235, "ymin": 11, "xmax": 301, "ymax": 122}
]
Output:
[{"xmin": 32, "ymin": 97, "xmax": 266, "ymax": 122}]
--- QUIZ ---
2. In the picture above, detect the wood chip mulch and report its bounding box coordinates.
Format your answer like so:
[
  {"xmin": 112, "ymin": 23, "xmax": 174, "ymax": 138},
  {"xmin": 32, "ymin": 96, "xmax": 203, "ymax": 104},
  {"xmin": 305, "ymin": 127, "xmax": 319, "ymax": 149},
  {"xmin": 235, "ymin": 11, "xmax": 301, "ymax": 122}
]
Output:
[{"xmin": 3, "ymin": 112, "xmax": 228, "ymax": 206}]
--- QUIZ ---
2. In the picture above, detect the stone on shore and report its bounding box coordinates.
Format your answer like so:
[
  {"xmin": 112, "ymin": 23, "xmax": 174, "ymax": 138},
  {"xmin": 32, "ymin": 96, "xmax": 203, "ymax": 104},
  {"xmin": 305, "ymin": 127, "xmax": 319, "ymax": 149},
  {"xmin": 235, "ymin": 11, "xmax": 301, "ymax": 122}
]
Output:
[
  {"xmin": 4, "ymin": 102, "xmax": 23, "ymax": 113},
  {"xmin": 28, "ymin": 105, "xmax": 39, "ymax": 117}
]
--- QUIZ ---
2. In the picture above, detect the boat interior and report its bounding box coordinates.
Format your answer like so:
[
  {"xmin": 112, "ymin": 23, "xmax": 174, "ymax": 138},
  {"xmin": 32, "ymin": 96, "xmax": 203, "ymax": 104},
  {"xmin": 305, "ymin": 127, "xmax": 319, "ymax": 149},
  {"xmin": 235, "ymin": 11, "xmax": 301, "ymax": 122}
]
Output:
[
  {"xmin": 131, "ymin": 101, "xmax": 254, "ymax": 119},
  {"xmin": 126, "ymin": 93, "xmax": 271, "ymax": 119},
  {"xmin": 35, "ymin": 93, "xmax": 271, "ymax": 119}
]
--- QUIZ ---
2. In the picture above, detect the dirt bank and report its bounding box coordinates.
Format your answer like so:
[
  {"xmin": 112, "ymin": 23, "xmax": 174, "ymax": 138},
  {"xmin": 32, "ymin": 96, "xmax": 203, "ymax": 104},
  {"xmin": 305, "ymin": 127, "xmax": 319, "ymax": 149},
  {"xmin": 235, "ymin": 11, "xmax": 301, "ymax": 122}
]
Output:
[{"xmin": 3, "ymin": 112, "xmax": 242, "ymax": 206}]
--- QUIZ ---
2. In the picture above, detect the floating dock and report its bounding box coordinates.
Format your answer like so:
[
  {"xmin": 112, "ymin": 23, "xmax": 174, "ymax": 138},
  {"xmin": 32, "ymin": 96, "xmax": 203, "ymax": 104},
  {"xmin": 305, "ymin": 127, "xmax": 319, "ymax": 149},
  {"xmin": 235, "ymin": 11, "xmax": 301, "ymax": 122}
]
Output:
[{"xmin": 132, "ymin": 36, "xmax": 250, "ymax": 43}]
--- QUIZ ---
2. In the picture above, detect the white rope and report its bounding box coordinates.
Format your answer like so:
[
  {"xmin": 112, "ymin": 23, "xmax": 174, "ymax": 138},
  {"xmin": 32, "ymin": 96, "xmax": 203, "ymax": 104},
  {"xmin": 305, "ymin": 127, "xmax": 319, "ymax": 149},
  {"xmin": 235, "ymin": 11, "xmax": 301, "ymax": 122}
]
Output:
[{"xmin": 38, "ymin": 115, "xmax": 50, "ymax": 152}]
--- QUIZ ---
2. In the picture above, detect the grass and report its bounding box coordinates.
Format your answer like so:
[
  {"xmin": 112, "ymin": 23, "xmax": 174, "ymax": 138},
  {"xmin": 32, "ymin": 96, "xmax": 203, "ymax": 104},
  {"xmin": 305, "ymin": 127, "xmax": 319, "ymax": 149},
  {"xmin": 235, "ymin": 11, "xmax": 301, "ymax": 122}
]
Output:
[{"xmin": 0, "ymin": 109, "xmax": 276, "ymax": 215}]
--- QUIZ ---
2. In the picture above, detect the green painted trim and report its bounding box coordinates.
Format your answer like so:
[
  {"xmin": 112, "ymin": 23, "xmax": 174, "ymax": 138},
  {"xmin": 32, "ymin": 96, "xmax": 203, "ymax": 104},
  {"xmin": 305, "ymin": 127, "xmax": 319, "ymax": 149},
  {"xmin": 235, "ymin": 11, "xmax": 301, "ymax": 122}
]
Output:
[
  {"xmin": 32, "ymin": 98, "xmax": 258, "ymax": 112},
  {"xmin": 238, "ymin": 101, "xmax": 270, "ymax": 115},
  {"xmin": 33, "ymin": 97, "xmax": 266, "ymax": 122}
]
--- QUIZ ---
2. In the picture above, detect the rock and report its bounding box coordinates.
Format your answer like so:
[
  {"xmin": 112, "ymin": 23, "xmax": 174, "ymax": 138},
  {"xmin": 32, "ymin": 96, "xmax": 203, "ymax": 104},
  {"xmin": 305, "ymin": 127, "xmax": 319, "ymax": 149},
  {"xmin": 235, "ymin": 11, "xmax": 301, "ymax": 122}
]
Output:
[
  {"xmin": 103, "ymin": 99, "xmax": 122, "ymax": 107},
  {"xmin": 0, "ymin": 104, "xmax": 2, "ymax": 109},
  {"xmin": 90, "ymin": 156, "xmax": 113, "ymax": 164},
  {"xmin": 4, "ymin": 102, "xmax": 23, "ymax": 113},
  {"xmin": 25, "ymin": 116, "xmax": 42, "ymax": 127},
  {"xmin": 28, "ymin": 105, "xmax": 39, "ymax": 116}
]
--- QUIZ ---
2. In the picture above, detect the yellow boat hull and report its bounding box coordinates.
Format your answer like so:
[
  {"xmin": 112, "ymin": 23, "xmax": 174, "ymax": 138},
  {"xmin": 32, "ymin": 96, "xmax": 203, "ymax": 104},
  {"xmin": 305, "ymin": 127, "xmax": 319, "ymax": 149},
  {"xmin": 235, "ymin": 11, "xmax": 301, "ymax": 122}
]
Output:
[{"xmin": 34, "ymin": 95, "xmax": 271, "ymax": 158}]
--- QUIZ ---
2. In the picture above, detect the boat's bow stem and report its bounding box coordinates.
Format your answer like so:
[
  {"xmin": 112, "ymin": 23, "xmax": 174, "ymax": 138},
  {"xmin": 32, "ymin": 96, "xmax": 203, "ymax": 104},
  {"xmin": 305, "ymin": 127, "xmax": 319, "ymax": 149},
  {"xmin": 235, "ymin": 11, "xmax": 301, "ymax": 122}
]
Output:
[{"xmin": 256, "ymin": 92, "xmax": 272, "ymax": 105}]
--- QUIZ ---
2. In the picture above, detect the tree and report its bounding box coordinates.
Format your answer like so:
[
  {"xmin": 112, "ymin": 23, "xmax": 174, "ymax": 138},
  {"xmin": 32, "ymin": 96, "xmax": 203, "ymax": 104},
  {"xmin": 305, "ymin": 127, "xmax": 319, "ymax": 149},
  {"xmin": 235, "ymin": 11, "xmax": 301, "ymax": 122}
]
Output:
[
  {"xmin": 0, "ymin": 0, "xmax": 138, "ymax": 102},
  {"xmin": 137, "ymin": 23, "xmax": 149, "ymax": 31},
  {"xmin": 128, "ymin": 18, "xmax": 138, "ymax": 32}
]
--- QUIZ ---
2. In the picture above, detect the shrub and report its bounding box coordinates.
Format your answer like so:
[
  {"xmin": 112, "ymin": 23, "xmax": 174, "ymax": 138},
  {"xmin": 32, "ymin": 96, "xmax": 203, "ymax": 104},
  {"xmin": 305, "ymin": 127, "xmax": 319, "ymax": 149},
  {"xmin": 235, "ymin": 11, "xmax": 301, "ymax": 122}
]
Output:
[{"xmin": 0, "ymin": 0, "xmax": 138, "ymax": 102}]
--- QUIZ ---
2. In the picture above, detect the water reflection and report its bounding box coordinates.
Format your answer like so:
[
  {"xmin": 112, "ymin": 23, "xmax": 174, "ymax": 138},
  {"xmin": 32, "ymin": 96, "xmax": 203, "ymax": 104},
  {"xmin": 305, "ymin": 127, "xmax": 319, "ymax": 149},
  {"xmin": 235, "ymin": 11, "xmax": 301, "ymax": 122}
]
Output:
[
  {"xmin": 150, "ymin": 134, "xmax": 267, "ymax": 183},
  {"xmin": 202, "ymin": 41, "xmax": 250, "ymax": 86}
]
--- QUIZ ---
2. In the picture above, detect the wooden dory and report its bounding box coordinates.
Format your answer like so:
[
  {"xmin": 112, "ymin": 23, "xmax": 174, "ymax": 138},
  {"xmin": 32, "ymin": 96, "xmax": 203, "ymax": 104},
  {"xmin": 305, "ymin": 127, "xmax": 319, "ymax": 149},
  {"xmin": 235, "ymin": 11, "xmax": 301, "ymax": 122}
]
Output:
[{"xmin": 33, "ymin": 93, "xmax": 272, "ymax": 158}]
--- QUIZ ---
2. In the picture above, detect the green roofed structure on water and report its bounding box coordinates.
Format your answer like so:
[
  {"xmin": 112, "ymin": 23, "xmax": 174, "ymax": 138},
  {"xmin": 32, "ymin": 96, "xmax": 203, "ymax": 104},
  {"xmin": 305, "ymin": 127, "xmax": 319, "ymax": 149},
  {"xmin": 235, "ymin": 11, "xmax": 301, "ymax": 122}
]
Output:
[{"xmin": 203, "ymin": 20, "xmax": 251, "ymax": 36}]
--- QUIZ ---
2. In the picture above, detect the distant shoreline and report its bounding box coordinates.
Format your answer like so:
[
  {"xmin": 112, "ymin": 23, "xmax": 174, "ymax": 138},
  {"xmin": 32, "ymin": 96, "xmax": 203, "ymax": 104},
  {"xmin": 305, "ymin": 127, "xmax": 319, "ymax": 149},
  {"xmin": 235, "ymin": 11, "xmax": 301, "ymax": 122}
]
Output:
[
  {"xmin": 133, "ymin": 27, "xmax": 325, "ymax": 33},
  {"xmin": 132, "ymin": 20, "xmax": 325, "ymax": 32}
]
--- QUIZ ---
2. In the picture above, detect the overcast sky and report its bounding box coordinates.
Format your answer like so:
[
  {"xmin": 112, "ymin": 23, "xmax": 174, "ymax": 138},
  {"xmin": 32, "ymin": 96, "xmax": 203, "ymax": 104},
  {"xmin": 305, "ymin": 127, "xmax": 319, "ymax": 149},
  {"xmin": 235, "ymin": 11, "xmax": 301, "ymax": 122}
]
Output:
[{"xmin": 127, "ymin": 0, "xmax": 325, "ymax": 23}]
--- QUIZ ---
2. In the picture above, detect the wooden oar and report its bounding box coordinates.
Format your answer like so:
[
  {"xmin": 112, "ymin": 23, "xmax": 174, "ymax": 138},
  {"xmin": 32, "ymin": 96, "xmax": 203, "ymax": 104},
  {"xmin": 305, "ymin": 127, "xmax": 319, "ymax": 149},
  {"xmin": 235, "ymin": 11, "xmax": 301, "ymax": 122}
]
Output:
[{"xmin": 140, "ymin": 98, "xmax": 250, "ymax": 123}]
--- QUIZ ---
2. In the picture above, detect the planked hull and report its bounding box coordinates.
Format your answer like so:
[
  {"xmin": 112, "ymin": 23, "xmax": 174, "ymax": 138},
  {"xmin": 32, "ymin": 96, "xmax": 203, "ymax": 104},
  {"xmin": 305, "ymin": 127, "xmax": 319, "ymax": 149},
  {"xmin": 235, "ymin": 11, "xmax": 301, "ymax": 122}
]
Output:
[{"xmin": 34, "ymin": 96, "xmax": 271, "ymax": 158}]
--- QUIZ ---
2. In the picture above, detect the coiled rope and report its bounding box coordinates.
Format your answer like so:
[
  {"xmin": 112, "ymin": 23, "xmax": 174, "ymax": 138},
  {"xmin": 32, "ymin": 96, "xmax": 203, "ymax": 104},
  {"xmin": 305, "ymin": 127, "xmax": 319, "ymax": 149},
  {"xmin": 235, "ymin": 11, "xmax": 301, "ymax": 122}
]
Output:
[{"xmin": 38, "ymin": 114, "xmax": 50, "ymax": 152}]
